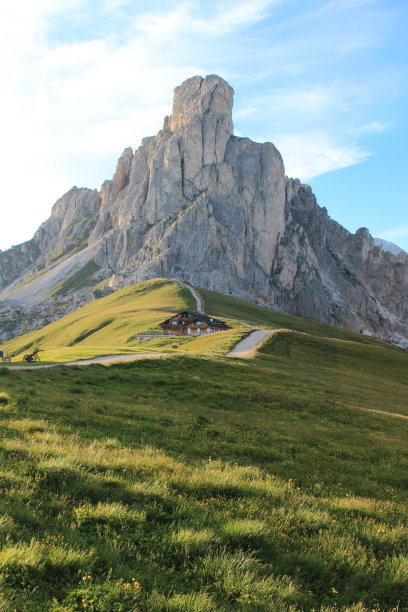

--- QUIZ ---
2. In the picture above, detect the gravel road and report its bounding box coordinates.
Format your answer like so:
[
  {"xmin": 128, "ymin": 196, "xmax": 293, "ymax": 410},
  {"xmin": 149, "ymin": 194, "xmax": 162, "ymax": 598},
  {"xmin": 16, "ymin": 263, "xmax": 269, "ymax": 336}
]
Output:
[
  {"xmin": 3, "ymin": 353, "xmax": 166, "ymax": 370},
  {"xmin": 175, "ymin": 280, "xmax": 204, "ymax": 313},
  {"xmin": 227, "ymin": 329, "xmax": 271, "ymax": 357}
]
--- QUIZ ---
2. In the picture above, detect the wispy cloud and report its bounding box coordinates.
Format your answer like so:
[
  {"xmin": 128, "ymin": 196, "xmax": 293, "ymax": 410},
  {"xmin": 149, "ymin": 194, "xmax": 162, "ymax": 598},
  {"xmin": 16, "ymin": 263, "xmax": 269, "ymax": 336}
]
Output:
[
  {"xmin": 273, "ymin": 132, "xmax": 370, "ymax": 180},
  {"xmin": 136, "ymin": 0, "xmax": 277, "ymax": 38},
  {"xmin": 354, "ymin": 121, "xmax": 389, "ymax": 134}
]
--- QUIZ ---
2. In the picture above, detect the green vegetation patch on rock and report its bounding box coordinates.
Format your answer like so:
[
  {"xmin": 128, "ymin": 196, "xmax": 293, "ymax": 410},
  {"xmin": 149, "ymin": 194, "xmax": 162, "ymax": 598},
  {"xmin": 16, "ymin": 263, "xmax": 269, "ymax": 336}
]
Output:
[{"xmin": 48, "ymin": 260, "xmax": 100, "ymax": 298}]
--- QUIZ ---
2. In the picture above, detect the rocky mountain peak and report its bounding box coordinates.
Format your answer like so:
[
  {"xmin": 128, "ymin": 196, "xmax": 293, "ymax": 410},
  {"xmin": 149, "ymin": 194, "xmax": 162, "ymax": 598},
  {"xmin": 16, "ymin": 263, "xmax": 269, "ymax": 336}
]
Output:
[
  {"xmin": 164, "ymin": 74, "xmax": 235, "ymax": 173},
  {"xmin": 0, "ymin": 74, "xmax": 407, "ymax": 348},
  {"xmin": 170, "ymin": 74, "xmax": 234, "ymax": 134}
]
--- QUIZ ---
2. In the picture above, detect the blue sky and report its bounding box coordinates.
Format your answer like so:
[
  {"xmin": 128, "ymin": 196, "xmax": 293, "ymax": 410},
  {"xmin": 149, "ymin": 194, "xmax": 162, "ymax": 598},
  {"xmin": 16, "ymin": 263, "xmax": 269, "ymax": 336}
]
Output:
[{"xmin": 1, "ymin": 0, "xmax": 407, "ymax": 251}]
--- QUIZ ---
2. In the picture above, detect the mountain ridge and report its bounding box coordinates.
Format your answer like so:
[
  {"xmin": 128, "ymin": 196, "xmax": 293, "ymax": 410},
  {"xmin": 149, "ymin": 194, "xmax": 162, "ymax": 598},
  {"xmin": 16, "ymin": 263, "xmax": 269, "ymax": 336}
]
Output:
[{"xmin": 0, "ymin": 74, "xmax": 407, "ymax": 347}]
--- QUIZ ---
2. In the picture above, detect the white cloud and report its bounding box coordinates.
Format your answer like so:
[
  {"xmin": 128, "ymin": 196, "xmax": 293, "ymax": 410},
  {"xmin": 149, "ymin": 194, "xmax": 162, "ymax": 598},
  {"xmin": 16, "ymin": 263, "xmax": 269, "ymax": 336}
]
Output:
[
  {"xmin": 136, "ymin": 0, "xmax": 276, "ymax": 39},
  {"xmin": 77, "ymin": 105, "xmax": 171, "ymax": 152},
  {"xmin": 195, "ymin": 0, "xmax": 275, "ymax": 33},
  {"xmin": 39, "ymin": 40, "xmax": 107, "ymax": 72},
  {"xmin": 274, "ymin": 132, "xmax": 370, "ymax": 180},
  {"xmin": 258, "ymin": 86, "xmax": 338, "ymax": 116},
  {"xmin": 355, "ymin": 121, "xmax": 389, "ymax": 134}
]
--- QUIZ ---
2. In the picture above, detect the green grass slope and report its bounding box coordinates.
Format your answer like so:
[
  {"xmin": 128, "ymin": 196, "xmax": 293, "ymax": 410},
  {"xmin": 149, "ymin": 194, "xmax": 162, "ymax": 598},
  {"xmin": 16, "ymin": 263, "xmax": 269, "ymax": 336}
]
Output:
[
  {"xmin": 0, "ymin": 280, "xmax": 407, "ymax": 610},
  {"xmin": 1, "ymin": 278, "xmax": 195, "ymax": 362},
  {"xmin": 0, "ymin": 337, "xmax": 407, "ymax": 610},
  {"xmin": 199, "ymin": 286, "xmax": 381, "ymax": 344},
  {"xmin": 1, "ymin": 280, "xmax": 250, "ymax": 363},
  {"xmin": 2, "ymin": 278, "xmax": 384, "ymax": 365}
]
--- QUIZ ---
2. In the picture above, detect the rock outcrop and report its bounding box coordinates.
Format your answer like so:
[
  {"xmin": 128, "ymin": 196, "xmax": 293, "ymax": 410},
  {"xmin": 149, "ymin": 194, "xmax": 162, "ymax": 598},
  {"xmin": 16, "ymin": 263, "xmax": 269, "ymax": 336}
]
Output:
[{"xmin": 0, "ymin": 74, "xmax": 407, "ymax": 346}]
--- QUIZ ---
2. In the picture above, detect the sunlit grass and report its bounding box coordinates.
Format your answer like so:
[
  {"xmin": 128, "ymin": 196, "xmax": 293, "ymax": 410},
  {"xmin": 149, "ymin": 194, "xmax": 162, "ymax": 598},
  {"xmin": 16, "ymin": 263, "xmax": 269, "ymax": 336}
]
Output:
[
  {"xmin": 178, "ymin": 327, "xmax": 250, "ymax": 355},
  {"xmin": 1, "ymin": 279, "xmax": 195, "ymax": 362},
  {"xmin": 1, "ymin": 280, "xmax": 251, "ymax": 363},
  {"xmin": 0, "ymin": 381, "xmax": 407, "ymax": 610},
  {"xmin": 0, "ymin": 281, "xmax": 407, "ymax": 609}
]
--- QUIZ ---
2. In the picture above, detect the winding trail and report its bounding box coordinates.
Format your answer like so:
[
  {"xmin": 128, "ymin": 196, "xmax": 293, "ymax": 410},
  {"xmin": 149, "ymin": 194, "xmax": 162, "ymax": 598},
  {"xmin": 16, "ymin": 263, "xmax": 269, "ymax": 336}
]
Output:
[
  {"xmin": 175, "ymin": 280, "xmax": 273, "ymax": 357},
  {"xmin": 2, "ymin": 353, "xmax": 166, "ymax": 370},
  {"xmin": 358, "ymin": 407, "xmax": 408, "ymax": 421},
  {"xmin": 176, "ymin": 280, "xmax": 204, "ymax": 313},
  {"xmin": 227, "ymin": 329, "xmax": 271, "ymax": 357}
]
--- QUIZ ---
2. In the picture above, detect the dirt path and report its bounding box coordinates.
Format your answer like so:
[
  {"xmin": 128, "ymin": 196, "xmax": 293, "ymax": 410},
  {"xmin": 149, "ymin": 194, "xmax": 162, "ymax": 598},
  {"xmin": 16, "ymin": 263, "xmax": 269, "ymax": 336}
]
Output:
[
  {"xmin": 227, "ymin": 329, "xmax": 271, "ymax": 357},
  {"xmin": 358, "ymin": 407, "xmax": 408, "ymax": 421},
  {"xmin": 3, "ymin": 353, "xmax": 166, "ymax": 370},
  {"xmin": 176, "ymin": 280, "xmax": 204, "ymax": 313}
]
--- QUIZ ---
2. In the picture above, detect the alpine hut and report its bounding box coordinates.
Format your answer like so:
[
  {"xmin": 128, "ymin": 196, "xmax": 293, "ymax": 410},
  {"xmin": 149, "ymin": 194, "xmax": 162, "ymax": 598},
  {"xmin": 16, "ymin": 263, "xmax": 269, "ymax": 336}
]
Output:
[{"xmin": 159, "ymin": 311, "xmax": 230, "ymax": 336}]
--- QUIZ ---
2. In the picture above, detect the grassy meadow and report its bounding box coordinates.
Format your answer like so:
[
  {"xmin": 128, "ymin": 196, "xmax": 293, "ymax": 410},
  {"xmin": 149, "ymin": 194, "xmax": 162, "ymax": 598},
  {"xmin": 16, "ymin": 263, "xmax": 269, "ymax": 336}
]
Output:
[
  {"xmin": 1, "ymin": 279, "xmax": 196, "ymax": 362},
  {"xmin": 199, "ymin": 288, "xmax": 382, "ymax": 344},
  {"xmin": 1, "ymin": 280, "xmax": 249, "ymax": 363},
  {"xmin": 0, "ymin": 280, "xmax": 407, "ymax": 610}
]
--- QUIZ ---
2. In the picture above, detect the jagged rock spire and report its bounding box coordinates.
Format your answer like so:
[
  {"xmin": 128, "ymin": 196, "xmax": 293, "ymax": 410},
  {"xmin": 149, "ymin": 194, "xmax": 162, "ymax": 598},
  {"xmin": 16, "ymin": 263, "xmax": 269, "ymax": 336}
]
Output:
[
  {"xmin": 1, "ymin": 74, "xmax": 407, "ymax": 348},
  {"xmin": 170, "ymin": 75, "xmax": 234, "ymax": 166}
]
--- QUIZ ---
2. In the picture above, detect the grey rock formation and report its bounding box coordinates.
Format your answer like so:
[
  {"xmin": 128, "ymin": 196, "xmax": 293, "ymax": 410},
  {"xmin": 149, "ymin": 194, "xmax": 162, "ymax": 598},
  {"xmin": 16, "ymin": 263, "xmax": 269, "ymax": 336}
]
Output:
[
  {"xmin": 0, "ymin": 74, "xmax": 407, "ymax": 346},
  {"xmin": 0, "ymin": 187, "xmax": 100, "ymax": 292}
]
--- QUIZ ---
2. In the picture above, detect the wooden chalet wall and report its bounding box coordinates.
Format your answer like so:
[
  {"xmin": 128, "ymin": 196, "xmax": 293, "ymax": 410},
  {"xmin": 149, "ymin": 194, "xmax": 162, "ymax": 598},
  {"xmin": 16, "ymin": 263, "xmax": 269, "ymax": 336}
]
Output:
[{"xmin": 160, "ymin": 312, "xmax": 229, "ymax": 336}]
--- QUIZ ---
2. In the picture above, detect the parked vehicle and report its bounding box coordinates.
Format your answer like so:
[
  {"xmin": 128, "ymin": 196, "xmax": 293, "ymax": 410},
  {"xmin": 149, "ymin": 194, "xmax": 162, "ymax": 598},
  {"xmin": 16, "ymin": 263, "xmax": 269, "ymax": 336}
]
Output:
[{"xmin": 23, "ymin": 349, "xmax": 40, "ymax": 363}]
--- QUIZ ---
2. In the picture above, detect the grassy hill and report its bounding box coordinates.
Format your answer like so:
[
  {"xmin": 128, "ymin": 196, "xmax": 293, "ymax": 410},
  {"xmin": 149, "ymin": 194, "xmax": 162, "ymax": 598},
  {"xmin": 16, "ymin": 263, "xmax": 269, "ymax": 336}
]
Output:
[
  {"xmin": 1, "ymin": 279, "xmax": 384, "ymax": 364},
  {"xmin": 199, "ymin": 286, "xmax": 380, "ymax": 344},
  {"xmin": 1, "ymin": 279, "xmax": 194, "ymax": 362},
  {"xmin": 0, "ymin": 280, "xmax": 407, "ymax": 610},
  {"xmin": 1, "ymin": 280, "xmax": 250, "ymax": 363}
]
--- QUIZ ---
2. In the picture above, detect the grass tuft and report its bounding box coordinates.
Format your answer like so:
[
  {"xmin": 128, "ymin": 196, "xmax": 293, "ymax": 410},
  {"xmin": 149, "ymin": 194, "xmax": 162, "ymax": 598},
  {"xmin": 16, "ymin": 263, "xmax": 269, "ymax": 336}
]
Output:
[
  {"xmin": 0, "ymin": 392, "xmax": 10, "ymax": 406},
  {"xmin": 147, "ymin": 590, "xmax": 216, "ymax": 611},
  {"xmin": 0, "ymin": 281, "xmax": 407, "ymax": 610}
]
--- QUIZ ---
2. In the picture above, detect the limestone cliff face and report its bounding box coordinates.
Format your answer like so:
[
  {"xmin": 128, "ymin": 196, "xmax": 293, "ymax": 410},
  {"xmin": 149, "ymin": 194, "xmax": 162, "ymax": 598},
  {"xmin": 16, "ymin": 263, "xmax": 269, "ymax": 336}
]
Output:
[
  {"xmin": 0, "ymin": 187, "xmax": 100, "ymax": 291},
  {"xmin": 277, "ymin": 181, "xmax": 408, "ymax": 341},
  {"xmin": 0, "ymin": 74, "xmax": 407, "ymax": 345},
  {"xmin": 86, "ymin": 75, "xmax": 286, "ymax": 297}
]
